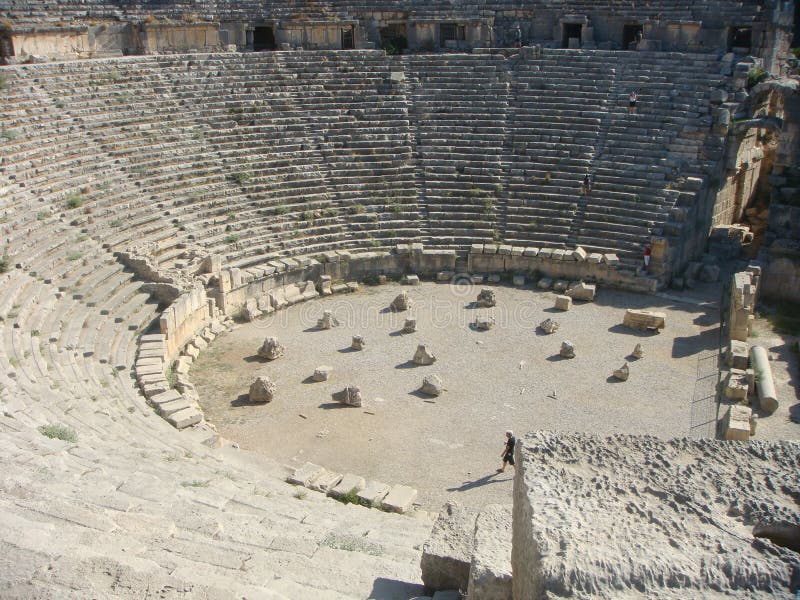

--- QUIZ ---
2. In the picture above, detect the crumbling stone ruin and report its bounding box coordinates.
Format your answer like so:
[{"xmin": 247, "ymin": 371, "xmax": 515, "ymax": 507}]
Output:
[
  {"xmin": 539, "ymin": 318, "xmax": 560, "ymax": 334},
  {"xmin": 316, "ymin": 310, "xmax": 339, "ymax": 330},
  {"xmin": 421, "ymin": 374, "xmax": 444, "ymax": 397},
  {"xmin": 333, "ymin": 385, "xmax": 363, "ymax": 407},
  {"xmin": 249, "ymin": 376, "xmax": 276, "ymax": 403},
  {"xmin": 312, "ymin": 365, "xmax": 333, "ymax": 382},
  {"xmin": 351, "ymin": 335, "xmax": 366, "ymax": 350},
  {"xmin": 391, "ymin": 291, "xmax": 412, "ymax": 312},
  {"xmin": 477, "ymin": 288, "xmax": 497, "ymax": 308},
  {"xmin": 632, "ymin": 343, "xmax": 644, "ymax": 359},
  {"xmin": 413, "ymin": 344, "xmax": 437, "ymax": 366},
  {"xmin": 403, "ymin": 318, "xmax": 417, "ymax": 333},
  {"xmin": 257, "ymin": 337, "xmax": 285, "ymax": 360},
  {"xmin": 623, "ymin": 309, "xmax": 666, "ymax": 332},
  {"xmin": 554, "ymin": 295, "xmax": 572, "ymax": 311},
  {"xmin": 474, "ymin": 315, "xmax": 495, "ymax": 330},
  {"xmin": 565, "ymin": 282, "xmax": 596, "ymax": 302}
]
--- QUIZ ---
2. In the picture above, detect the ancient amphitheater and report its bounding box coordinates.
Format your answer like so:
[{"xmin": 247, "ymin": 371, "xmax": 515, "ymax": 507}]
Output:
[{"xmin": 1, "ymin": 1, "xmax": 799, "ymax": 598}]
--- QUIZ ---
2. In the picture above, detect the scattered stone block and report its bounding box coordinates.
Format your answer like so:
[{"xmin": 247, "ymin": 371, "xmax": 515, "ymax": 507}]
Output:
[
  {"xmin": 632, "ymin": 343, "xmax": 644, "ymax": 359},
  {"xmin": 329, "ymin": 473, "xmax": 366, "ymax": 499},
  {"xmin": 474, "ymin": 315, "xmax": 495, "ymax": 330},
  {"xmin": 308, "ymin": 469, "xmax": 343, "ymax": 493},
  {"xmin": 477, "ymin": 288, "xmax": 497, "ymax": 308},
  {"xmin": 560, "ymin": 341, "xmax": 576, "ymax": 359},
  {"xmin": 539, "ymin": 318, "xmax": 559, "ymax": 334},
  {"xmin": 537, "ymin": 277, "xmax": 553, "ymax": 290},
  {"xmin": 724, "ymin": 369, "xmax": 749, "ymax": 400},
  {"xmin": 249, "ymin": 376, "xmax": 276, "ymax": 403},
  {"xmin": 437, "ymin": 271, "xmax": 454, "ymax": 282},
  {"xmin": 723, "ymin": 405, "xmax": 753, "ymax": 441},
  {"xmin": 243, "ymin": 297, "xmax": 261, "ymax": 322},
  {"xmin": 333, "ymin": 385, "xmax": 362, "ymax": 407},
  {"xmin": 403, "ymin": 318, "xmax": 417, "ymax": 333},
  {"xmin": 405, "ymin": 275, "xmax": 421, "ymax": 285},
  {"xmin": 613, "ymin": 362, "xmax": 630, "ymax": 382},
  {"xmin": 603, "ymin": 253, "xmax": 620, "ymax": 266},
  {"xmin": 421, "ymin": 501, "xmax": 477, "ymax": 593},
  {"xmin": 257, "ymin": 337, "xmax": 285, "ymax": 360},
  {"xmin": 357, "ymin": 480, "xmax": 390, "ymax": 507},
  {"xmin": 523, "ymin": 247, "xmax": 539, "ymax": 257},
  {"xmin": 312, "ymin": 366, "xmax": 333, "ymax": 382},
  {"xmin": 554, "ymin": 295, "xmax": 572, "ymax": 311},
  {"xmin": 318, "ymin": 275, "xmax": 333, "ymax": 296},
  {"xmin": 391, "ymin": 291, "xmax": 412, "ymax": 312},
  {"xmin": 351, "ymin": 335, "xmax": 366, "ymax": 350},
  {"xmin": 512, "ymin": 275, "xmax": 525, "ymax": 286},
  {"xmin": 288, "ymin": 462, "xmax": 325, "ymax": 486},
  {"xmin": 623, "ymin": 309, "xmax": 666, "ymax": 332},
  {"xmin": 421, "ymin": 374, "xmax": 444, "ymax": 397},
  {"xmin": 381, "ymin": 485, "xmax": 418, "ymax": 513},
  {"xmin": 470, "ymin": 244, "xmax": 484, "ymax": 255},
  {"xmin": 566, "ymin": 282, "xmax": 596, "ymax": 302},
  {"xmin": 573, "ymin": 247, "xmax": 588, "ymax": 261},
  {"xmin": 727, "ymin": 340, "xmax": 749, "ymax": 370},
  {"xmin": 316, "ymin": 310, "xmax": 339, "ymax": 330},
  {"xmin": 553, "ymin": 279, "xmax": 569, "ymax": 292},
  {"xmin": 487, "ymin": 274, "xmax": 501, "ymax": 284},
  {"xmin": 413, "ymin": 345, "xmax": 437, "ymax": 366}
]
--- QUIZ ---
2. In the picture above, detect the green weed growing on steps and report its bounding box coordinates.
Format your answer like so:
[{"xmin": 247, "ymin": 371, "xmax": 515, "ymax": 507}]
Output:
[
  {"xmin": 38, "ymin": 424, "xmax": 78, "ymax": 443},
  {"xmin": 0, "ymin": 251, "xmax": 8, "ymax": 274},
  {"xmin": 165, "ymin": 365, "xmax": 178, "ymax": 388},
  {"xmin": 0, "ymin": 74, "xmax": 8, "ymax": 91},
  {"xmin": 321, "ymin": 533, "xmax": 383, "ymax": 556},
  {"xmin": 747, "ymin": 66, "xmax": 768, "ymax": 88},
  {"xmin": 65, "ymin": 192, "xmax": 84, "ymax": 209},
  {"xmin": 180, "ymin": 479, "xmax": 209, "ymax": 488},
  {"xmin": 337, "ymin": 487, "xmax": 360, "ymax": 505},
  {"xmin": 293, "ymin": 488, "xmax": 308, "ymax": 500}
]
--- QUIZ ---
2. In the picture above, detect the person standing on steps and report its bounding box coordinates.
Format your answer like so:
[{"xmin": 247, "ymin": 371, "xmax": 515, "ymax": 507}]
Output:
[
  {"xmin": 582, "ymin": 172, "xmax": 593, "ymax": 196},
  {"xmin": 643, "ymin": 244, "xmax": 652, "ymax": 270},
  {"xmin": 498, "ymin": 430, "xmax": 516, "ymax": 473},
  {"xmin": 628, "ymin": 90, "xmax": 638, "ymax": 114}
]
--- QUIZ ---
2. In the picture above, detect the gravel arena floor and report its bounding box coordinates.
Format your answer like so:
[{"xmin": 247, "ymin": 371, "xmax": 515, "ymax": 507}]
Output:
[{"xmin": 191, "ymin": 281, "xmax": 800, "ymax": 511}]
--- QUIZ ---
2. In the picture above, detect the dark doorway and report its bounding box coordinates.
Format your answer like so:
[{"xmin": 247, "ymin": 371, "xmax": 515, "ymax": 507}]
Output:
[
  {"xmin": 253, "ymin": 26, "xmax": 276, "ymax": 52},
  {"xmin": 623, "ymin": 24, "xmax": 643, "ymax": 50},
  {"xmin": 728, "ymin": 27, "xmax": 752, "ymax": 51},
  {"xmin": 562, "ymin": 23, "xmax": 582, "ymax": 48},
  {"xmin": 341, "ymin": 27, "xmax": 355, "ymax": 50},
  {"xmin": 379, "ymin": 23, "xmax": 407, "ymax": 55},
  {"xmin": 440, "ymin": 23, "xmax": 466, "ymax": 47}
]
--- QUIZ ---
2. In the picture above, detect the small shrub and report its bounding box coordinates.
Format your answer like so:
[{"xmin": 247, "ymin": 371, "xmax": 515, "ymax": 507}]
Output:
[
  {"xmin": 275, "ymin": 206, "xmax": 289, "ymax": 216},
  {"xmin": 338, "ymin": 487, "xmax": 361, "ymax": 505},
  {"xmin": 65, "ymin": 192, "xmax": 83, "ymax": 209},
  {"xmin": 36, "ymin": 210, "xmax": 50, "ymax": 221},
  {"xmin": 388, "ymin": 203, "xmax": 403, "ymax": 214},
  {"xmin": 349, "ymin": 204, "xmax": 365, "ymax": 215},
  {"xmin": 165, "ymin": 365, "xmax": 177, "ymax": 388},
  {"xmin": 66, "ymin": 251, "xmax": 82, "ymax": 261},
  {"xmin": 110, "ymin": 219, "xmax": 123, "ymax": 227},
  {"xmin": 231, "ymin": 172, "xmax": 250, "ymax": 185},
  {"xmin": 180, "ymin": 480, "xmax": 209, "ymax": 488},
  {"xmin": 0, "ymin": 253, "xmax": 8, "ymax": 274},
  {"xmin": 293, "ymin": 488, "xmax": 308, "ymax": 500},
  {"xmin": 0, "ymin": 128, "xmax": 18, "ymax": 141},
  {"xmin": 483, "ymin": 198, "xmax": 495, "ymax": 215},
  {"xmin": 747, "ymin": 66, "xmax": 768, "ymax": 88},
  {"xmin": 301, "ymin": 210, "xmax": 314, "ymax": 222},
  {"xmin": 224, "ymin": 234, "xmax": 240, "ymax": 244},
  {"xmin": 38, "ymin": 424, "xmax": 78, "ymax": 443},
  {"xmin": 54, "ymin": 99, "xmax": 65, "ymax": 109}
]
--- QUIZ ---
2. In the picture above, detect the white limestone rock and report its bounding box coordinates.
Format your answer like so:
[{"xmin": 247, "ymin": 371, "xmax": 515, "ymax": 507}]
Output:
[
  {"xmin": 421, "ymin": 374, "xmax": 444, "ymax": 397},
  {"xmin": 413, "ymin": 344, "xmax": 437, "ymax": 366},
  {"xmin": 613, "ymin": 362, "xmax": 630, "ymax": 382},
  {"xmin": 333, "ymin": 385, "xmax": 362, "ymax": 407},
  {"xmin": 632, "ymin": 343, "xmax": 644, "ymax": 359},
  {"xmin": 391, "ymin": 291, "xmax": 412, "ymax": 312},
  {"xmin": 351, "ymin": 335, "xmax": 366, "ymax": 350},
  {"xmin": 539, "ymin": 318, "xmax": 560, "ymax": 334},
  {"xmin": 560, "ymin": 341, "xmax": 576, "ymax": 359},
  {"xmin": 312, "ymin": 366, "xmax": 333, "ymax": 382},
  {"xmin": 477, "ymin": 288, "xmax": 497, "ymax": 308},
  {"xmin": 249, "ymin": 376, "xmax": 276, "ymax": 403},
  {"xmin": 316, "ymin": 310, "xmax": 339, "ymax": 330},
  {"xmin": 257, "ymin": 337, "xmax": 285, "ymax": 360}
]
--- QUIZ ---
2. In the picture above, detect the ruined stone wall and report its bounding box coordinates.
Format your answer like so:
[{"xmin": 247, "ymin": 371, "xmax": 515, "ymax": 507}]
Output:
[{"xmin": 159, "ymin": 283, "xmax": 215, "ymax": 360}]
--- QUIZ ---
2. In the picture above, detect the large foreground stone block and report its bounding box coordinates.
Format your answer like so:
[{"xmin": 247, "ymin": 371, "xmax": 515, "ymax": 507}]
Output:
[
  {"xmin": 421, "ymin": 501, "xmax": 477, "ymax": 593},
  {"xmin": 381, "ymin": 485, "xmax": 418, "ymax": 513},
  {"xmin": 468, "ymin": 504, "xmax": 512, "ymax": 600}
]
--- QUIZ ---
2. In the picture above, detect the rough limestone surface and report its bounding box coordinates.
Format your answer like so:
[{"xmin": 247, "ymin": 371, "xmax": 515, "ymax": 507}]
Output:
[
  {"xmin": 257, "ymin": 336, "xmax": 285, "ymax": 360},
  {"xmin": 351, "ymin": 335, "xmax": 366, "ymax": 350},
  {"xmin": 421, "ymin": 501, "xmax": 478, "ymax": 593},
  {"xmin": 421, "ymin": 374, "xmax": 444, "ymax": 397},
  {"xmin": 467, "ymin": 504, "xmax": 513, "ymax": 600},
  {"xmin": 249, "ymin": 376, "xmax": 276, "ymax": 403},
  {"xmin": 560, "ymin": 341, "xmax": 576, "ymax": 359},
  {"xmin": 391, "ymin": 291, "xmax": 412, "ymax": 312},
  {"xmin": 539, "ymin": 318, "xmax": 560, "ymax": 334},
  {"xmin": 413, "ymin": 345, "xmax": 437, "ymax": 366},
  {"xmin": 243, "ymin": 297, "xmax": 261, "ymax": 321},
  {"xmin": 316, "ymin": 310, "xmax": 339, "ymax": 330},
  {"xmin": 512, "ymin": 432, "xmax": 800, "ymax": 600},
  {"xmin": 613, "ymin": 362, "xmax": 630, "ymax": 381},
  {"xmin": 477, "ymin": 288, "xmax": 497, "ymax": 308},
  {"xmin": 333, "ymin": 385, "xmax": 362, "ymax": 407}
]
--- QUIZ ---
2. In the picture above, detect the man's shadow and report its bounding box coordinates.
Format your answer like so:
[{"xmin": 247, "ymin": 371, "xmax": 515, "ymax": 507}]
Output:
[{"xmin": 446, "ymin": 471, "xmax": 512, "ymax": 493}]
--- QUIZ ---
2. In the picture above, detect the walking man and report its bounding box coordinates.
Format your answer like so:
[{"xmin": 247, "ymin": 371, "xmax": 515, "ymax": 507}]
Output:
[{"xmin": 498, "ymin": 430, "xmax": 516, "ymax": 473}]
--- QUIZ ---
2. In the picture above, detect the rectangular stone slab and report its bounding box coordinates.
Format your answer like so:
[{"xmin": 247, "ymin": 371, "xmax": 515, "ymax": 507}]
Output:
[
  {"xmin": 287, "ymin": 462, "xmax": 325, "ymax": 487},
  {"xmin": 329, "ymin": 473, "xmax": 366, "ymax": 498},
  {"xmin": 381, "ymin": 485, "xmax": 418, "ymax": 514},
  {"xmin": 308, "ymin": 469, "xmax": 343, "ymax": 493},
  {"xmin": 166, "ymin": 408, "xmax": 202, "ymax": 430},
  {"xmin": 356, "ymin": 480, "xmax": 390, "ymax": 507}
]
